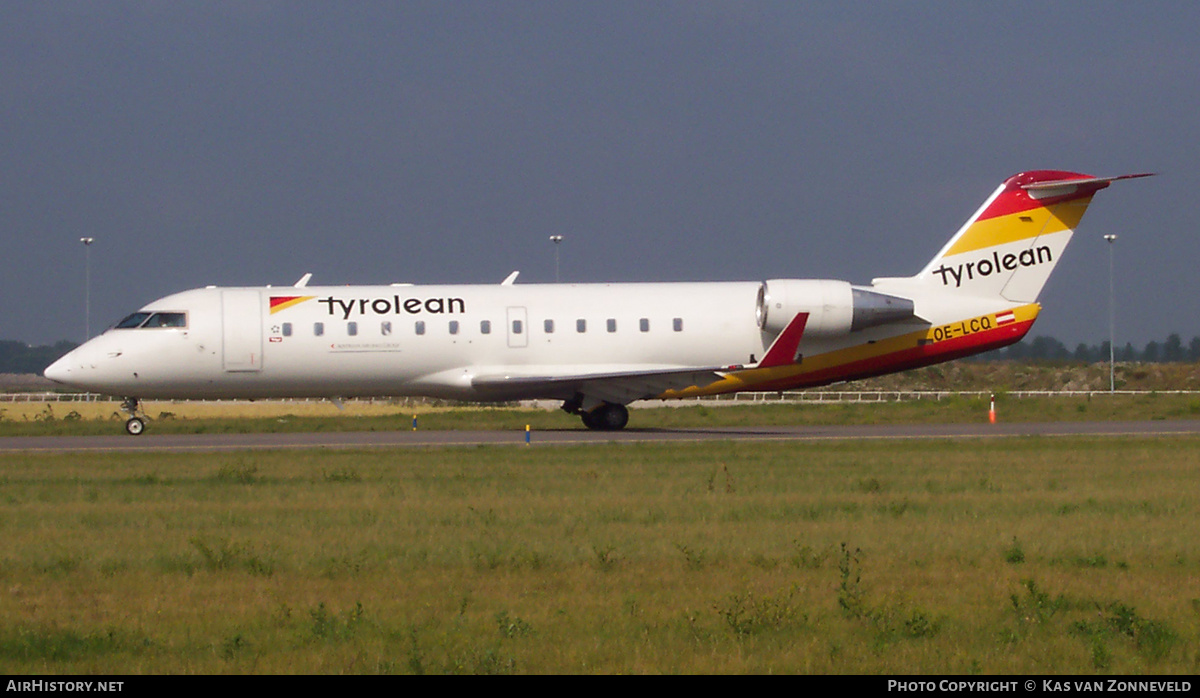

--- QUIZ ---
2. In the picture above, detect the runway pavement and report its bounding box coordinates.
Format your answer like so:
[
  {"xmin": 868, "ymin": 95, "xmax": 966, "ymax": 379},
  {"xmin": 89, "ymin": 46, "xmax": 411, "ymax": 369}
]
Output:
[{"xmin": 3, "ymin": 419, "xmax": 1200, "ymax": 453}]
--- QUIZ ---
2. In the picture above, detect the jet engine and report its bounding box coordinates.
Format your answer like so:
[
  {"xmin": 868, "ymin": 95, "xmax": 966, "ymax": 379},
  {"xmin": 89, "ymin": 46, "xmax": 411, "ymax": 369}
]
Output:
[{"xmin": 756, "ymin": 279, "xmax": 916, "ymax": 336}]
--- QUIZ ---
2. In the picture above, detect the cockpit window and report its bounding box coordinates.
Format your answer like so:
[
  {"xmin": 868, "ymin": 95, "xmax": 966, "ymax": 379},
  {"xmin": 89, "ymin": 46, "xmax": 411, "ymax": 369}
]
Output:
[
  {"xmin": 115, "ymin": 312, "xmax": 152, "ymax": 329},
  {"xmin": 145, "ymin": 312, "xmax": 187, "ymax": 328},
  {"xmin": 113, "ymin": 311, "xmax": 187, "ymax": 329}
]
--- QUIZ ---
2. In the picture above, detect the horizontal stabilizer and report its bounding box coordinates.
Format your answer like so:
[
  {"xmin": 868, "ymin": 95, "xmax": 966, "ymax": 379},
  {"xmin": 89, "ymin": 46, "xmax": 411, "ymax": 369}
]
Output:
[{"xmin": 1021, "ymin": 172, "xmax": 1154, "ymax": 193}]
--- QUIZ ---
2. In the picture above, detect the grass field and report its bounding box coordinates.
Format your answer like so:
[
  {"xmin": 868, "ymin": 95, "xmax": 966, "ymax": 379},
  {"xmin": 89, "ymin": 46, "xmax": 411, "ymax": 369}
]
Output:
[{"xmin": 1, "ymin": 436, "xmax": 1197, "ymax": 673}]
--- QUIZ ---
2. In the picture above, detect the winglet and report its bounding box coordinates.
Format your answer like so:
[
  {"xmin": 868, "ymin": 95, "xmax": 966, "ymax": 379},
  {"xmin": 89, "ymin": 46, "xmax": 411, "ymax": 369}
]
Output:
[{"xmin": 757, "ymin": 312, "xmax": 808, "ymax": 368}]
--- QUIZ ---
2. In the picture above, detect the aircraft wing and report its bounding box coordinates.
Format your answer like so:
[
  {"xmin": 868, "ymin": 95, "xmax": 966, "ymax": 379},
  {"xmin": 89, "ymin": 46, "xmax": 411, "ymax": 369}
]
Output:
[
  {"xmin": 469, "ymin": 313, "xmax": 815, "ymax": 404},
  {"xmin": 471, "ymin": 365, "xmax": 731, "ymax": 404},
  {"xmin": 470, "ymin": 311, "xmax": 812, "ymax": 404}
]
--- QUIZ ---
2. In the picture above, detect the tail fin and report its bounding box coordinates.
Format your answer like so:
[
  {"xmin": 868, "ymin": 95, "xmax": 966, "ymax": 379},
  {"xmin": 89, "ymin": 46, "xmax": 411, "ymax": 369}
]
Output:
[{"xmin": 913, "ymin": 171, "xmax": 1151, "ymax": 302}]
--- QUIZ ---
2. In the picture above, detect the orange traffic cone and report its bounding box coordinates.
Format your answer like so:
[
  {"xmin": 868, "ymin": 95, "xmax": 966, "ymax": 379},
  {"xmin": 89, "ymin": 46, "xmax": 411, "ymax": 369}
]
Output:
[{"xmin": 988, "ymin": 394, "xmax": 996, "ymax": 424}]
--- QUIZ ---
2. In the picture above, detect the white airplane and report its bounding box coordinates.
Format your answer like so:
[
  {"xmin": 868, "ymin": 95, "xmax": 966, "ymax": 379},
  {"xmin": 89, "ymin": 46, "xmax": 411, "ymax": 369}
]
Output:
[{"xmin": 46, "ymin": 170, "xmax": 1149, "ymax": 435}]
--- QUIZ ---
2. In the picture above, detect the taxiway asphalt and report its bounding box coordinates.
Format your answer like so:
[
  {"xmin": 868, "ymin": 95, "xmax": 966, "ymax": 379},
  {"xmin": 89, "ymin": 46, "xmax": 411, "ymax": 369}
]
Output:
[{"xmin": 3, "ymin": 419, "xmax": 1200, "ymax": 453}]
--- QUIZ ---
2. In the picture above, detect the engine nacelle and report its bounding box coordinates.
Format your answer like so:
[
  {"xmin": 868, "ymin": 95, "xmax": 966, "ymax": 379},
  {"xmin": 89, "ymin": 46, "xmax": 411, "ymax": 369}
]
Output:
[
  {"xmin": 757, "ymin": 279, "xmax": 853, "ymax": 336},
  {"xmin": 756, "ymin": 279, "xmax": 916, "ymax": 336}
]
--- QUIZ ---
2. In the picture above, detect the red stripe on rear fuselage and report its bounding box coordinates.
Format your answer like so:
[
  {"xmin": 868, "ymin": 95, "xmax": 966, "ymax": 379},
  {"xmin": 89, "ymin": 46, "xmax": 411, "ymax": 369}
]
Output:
[{"xmin": 742, "ymin": 318, "xmax": 1035, "ymax": 393}]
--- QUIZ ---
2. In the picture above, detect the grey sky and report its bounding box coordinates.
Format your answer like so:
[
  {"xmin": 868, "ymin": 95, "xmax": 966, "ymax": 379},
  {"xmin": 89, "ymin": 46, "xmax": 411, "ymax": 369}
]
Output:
[{"xmin": 2, "ymin": 2, "xmax": 1195, "ymax": 348}]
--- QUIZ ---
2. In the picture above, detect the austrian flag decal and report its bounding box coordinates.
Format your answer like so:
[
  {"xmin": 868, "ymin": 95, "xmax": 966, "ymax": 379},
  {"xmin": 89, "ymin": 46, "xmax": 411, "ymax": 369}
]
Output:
[
  {"xmin": 269, "ymin": 296, "xmax": 316, "ymax": 314},
  {"xmin": 996, "ymin": 311, "xmax": 1016, "ymax": 326}
]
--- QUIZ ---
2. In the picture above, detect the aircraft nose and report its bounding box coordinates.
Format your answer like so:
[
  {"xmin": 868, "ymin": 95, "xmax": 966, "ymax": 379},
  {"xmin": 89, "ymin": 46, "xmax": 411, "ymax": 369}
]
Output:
[{"xmin": 43, "ymin": 353, "xmax": 74, "ymax": 384}]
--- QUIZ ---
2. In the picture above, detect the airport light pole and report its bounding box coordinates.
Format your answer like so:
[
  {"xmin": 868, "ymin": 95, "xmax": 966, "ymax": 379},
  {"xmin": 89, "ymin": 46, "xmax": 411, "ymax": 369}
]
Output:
[
  {"xmin": 1104, "ymin": 234, "xmax": 1117, "ymax": 392},
  {"xmin": 80, "ymin": 237, "xmax": 95, "ymax": 340},
  {"xmin": 549, "ymin": 235, "xmax": 564, "ymax": 282}
]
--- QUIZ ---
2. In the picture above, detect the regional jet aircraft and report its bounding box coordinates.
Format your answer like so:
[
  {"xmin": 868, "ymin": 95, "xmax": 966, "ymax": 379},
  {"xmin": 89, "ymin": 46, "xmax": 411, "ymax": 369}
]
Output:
[{"xmin": 45, "ymin": 170, "xmax": 1149, "ymax": 434}]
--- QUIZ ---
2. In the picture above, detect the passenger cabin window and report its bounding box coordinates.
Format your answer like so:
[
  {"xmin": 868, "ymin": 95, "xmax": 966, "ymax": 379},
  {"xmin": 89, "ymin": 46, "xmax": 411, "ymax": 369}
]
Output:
[
  {"xmin": 282, "ymin": 323, "xmax": 293, "ymax": 337},
  {"xmin": 544, "ymin": 319, "xmax": 554, "ymax": 333},
  {"xmin": 481, "ymin": 320, "xmax": 492, "ymax": 335},
  {"xmin": 512, "ymin": 319, "xmax": 523, "ymax": 335},
  {"xmin": 639, "ymin": 318, "xmax": 650, "ymax": 332},
  {"xmin": 576, "ymin": 319, "xmax": 586, "ymax": 333},
  {"xmin": 314, "ymin": 322, "xmax": 325, "ymax": 336},
  {"xmin": 449, "ymin": 320, "xmax": 459, "ymax": 335},
  {"xmin": 381, "ymin": 321, "xmax": 392, "ymax": 336},
  {"xmin": 415, "ymin": 321, "xmax": 426, "ymax": 335},
  {"xmin": 606, "ymin": 318, "xmax": 617, "ymax": 333},
  {"xmin": 673, "ymin": 318, "xmax": 684, "ymax": 332},
  {"xmin": 347, "ymin": 321, "xmax": 358, "ymax": 336}
]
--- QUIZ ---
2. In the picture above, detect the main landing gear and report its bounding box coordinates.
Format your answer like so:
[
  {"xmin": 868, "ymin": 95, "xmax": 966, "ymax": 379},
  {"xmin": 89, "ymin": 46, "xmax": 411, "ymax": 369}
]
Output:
[
  {"xmin": 564, "ymin": 398, "xmax": 630, "ymax": 431},
  {"xmin": 121, "ymin": 397, "xmax": 145, "ymax": 436}
]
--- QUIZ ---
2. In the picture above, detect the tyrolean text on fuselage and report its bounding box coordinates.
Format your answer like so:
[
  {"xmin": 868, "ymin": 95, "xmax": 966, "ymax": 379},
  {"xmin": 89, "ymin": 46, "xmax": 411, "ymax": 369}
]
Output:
[{"xmin": 318, "ymin": 295, "xmax": 466, "ymax": 320}]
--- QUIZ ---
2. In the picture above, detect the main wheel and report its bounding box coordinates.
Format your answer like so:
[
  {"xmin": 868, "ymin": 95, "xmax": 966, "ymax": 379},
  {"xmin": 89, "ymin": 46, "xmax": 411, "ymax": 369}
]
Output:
[
  {"xmin": 601, "ymin": 403, "xmax": 629, "ymax": 430},
  {"xmin": 125, "ymin": 417, "xmax": 145, "ymax": 436},
  {"xmin": 583, "ymin": 403, "xmax": 629, "ymax": 431}
]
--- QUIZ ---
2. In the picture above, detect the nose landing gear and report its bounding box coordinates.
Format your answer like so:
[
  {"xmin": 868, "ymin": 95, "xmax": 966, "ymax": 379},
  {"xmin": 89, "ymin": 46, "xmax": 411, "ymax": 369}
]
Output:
[{"xmin": 121, "ymin": 397, "xmax": 145, "ymax": 436}]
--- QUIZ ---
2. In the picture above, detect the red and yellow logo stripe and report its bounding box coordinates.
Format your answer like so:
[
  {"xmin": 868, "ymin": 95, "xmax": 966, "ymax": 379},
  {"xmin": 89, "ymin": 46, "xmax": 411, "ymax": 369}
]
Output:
[
  {"xmin": 942, "ymin": 171, "xmax": 1102, "ymax": 258},
  {"xmin": 268, "ymin": 296, "xmax": 315, "ymax": 314}
]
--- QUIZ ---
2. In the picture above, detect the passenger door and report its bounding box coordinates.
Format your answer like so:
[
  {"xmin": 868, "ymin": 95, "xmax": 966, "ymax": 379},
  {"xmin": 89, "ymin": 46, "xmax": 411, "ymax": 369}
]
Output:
[{"xmin": 222, "ymin": 290, "xmax": 264, "ymax": 371}]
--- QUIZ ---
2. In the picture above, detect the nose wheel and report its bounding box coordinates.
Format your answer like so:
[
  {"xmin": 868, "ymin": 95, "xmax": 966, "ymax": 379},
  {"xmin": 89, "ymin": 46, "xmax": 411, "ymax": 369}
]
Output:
[{"xmin": 121, "ymin": 397, "xmax": 146, "ymax": 436}]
